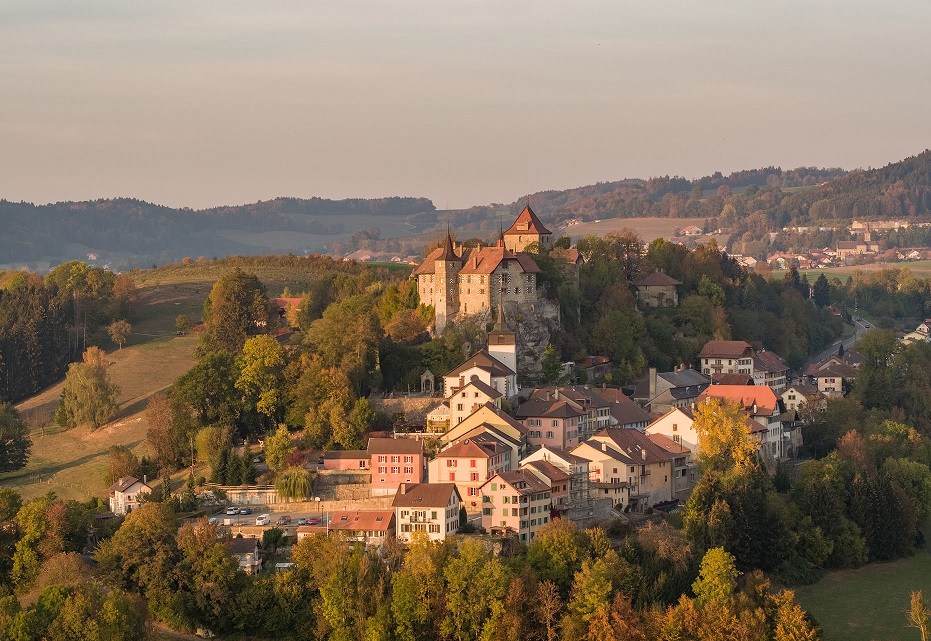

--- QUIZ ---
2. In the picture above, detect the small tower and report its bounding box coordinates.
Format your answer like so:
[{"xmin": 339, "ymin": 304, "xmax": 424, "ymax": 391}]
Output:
[
  {"xmin": 503, "ymin": 204, "xmax": 553, "ymax": 253},
  {"xmin": 488, "ymin": 302, "xmax": 517, "ymax": 375},
  {"xmin": 434, "ymin": 231, "xmax": 461, "ymax": 333}
]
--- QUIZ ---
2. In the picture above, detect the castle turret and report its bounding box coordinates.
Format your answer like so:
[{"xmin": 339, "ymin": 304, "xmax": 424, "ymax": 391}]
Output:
[{"xmin": 434, "ymin": 231, "xmax": 461, "ymax": 332}]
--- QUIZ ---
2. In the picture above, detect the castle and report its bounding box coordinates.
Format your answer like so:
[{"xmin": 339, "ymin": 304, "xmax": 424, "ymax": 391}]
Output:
[{"xmin": 412, "ymin": 205, "xmax": 553, "ymax": 331}]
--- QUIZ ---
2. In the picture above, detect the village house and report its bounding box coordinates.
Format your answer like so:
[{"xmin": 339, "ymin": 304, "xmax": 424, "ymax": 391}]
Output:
[
  {"xmin": 697, "ymin": 385, "xmax": 783, "ymax": 462},
  {"xmin": 428, "ymin": 436, "xmax": 511, "ymax": 511},
  {"xmin": 780, "ymin": 383, "xmax": 824, "ymax": 412},
  {"xmin": 633, "ymin": 368, "xmax": 710, "ymax": 414},
  {"xmin": 425, "ymin": 402, "xmax": 451, "ymax": 433},
  {"xmin": 514, "ymin": 396, "xmax": 585, "ymax": 451},
  {"xmin": 480, "ymin": 469, "xmax": 552, "ymax": 542},
  {"xmin": 698, "ymin": 340, "xmax": 755, "ymax": 377},
  {"xmin": 369, "ymin": 438, "xmax": 425, "ymax": 496},
  {"xmin": 752, "ymin": 350, "xmax": 790, "ymax": 394},
  {"xmin": 393, "ymin": 483, "xmax": 462, "ymax": 542},
  {"xmin": 584, "ymin": 428, "xmax": 677, "ymax": 512},
  {"xmin": 521, "ymin": 446, "xmax": 593, "ymax": 522},
  {"xmin": 439, "ymin": 402, "xmax": 529, "ymax": 463},
  {"xmin": 106, "ymin": 476, "xmax": 152, "ymax": 516},
  {"xmin": 574, "ymin": 355, "xmax": 612, "ymax": 381},
  {"xmin": 448, "ymin": 379, "xmax": 503, "ymax": 427},
  {"xmin": 520, "ymin": 458, "xmax": 570, "ymax": 514},
  {"xmin": 503, "ymin": 205, "xmax": 554, "ymax": 253},
  {"xmin": 647, "ymin": 434, "xmax": 696, "ymax": 501},
  {"xmin": 443, "ymin": 349, "xmax": 517, "ymax": 402},
  {"xmin": 325, "ymin": 510, "xmax": 396, "ymax": 547},
  {"xmin": 571, "ymin": 439, "xmax": 633, "ymax": 510},
  {"xmin": 530, "ymin": 386, "xmax": 612, "ymax": 439},
  {"xmin": 635, "ymin": 271, "xmax": 681, "ymax": 308},
  {"xmin": 230, "ymin": 537, "xmax": 262, "ymax": 575}
]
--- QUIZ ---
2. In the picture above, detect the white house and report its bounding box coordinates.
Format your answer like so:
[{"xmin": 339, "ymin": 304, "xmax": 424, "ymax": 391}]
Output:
[{"xmin": 106, "ymin": 476, "xmax": 152, "ymax": 516}]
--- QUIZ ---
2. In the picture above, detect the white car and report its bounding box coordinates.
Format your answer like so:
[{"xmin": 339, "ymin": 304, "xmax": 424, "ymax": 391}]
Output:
[
  {"xmin": 255, "ymin": 514, "xmax": 271, "ymax": 526},
  {"xmin": 225, "ymin": 506, "xmax": 238, "ymax": 515}
]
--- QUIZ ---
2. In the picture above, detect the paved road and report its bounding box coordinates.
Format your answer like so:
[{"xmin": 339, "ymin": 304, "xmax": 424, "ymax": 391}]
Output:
[{"xmin": 806, "ymin": 317, "xmax": 871, "ymax": 369}]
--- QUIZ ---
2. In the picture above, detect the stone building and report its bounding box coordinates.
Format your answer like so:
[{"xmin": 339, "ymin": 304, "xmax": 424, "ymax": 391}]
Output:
[{"xmin": 412, "ymin": 207, "xmax": 550, "ymax": 332}]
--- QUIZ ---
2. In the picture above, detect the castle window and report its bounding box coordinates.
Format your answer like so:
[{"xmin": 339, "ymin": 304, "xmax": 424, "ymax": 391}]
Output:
[
  {"xmin": 467, "ymin": 275, "xmax": 471, "ymax": 283},
  {"xmin": 449, "ymin": 288, "xmax": 454, "ymax": 296},
  {"xmin": 526, "ymin": 275, "xmax": 533, "ymax": 282},
  {"xmin": 479, "ymin": 289, "xmax": 485, "ymax": 295},
  {"xmin": 514, "ymin": 287, "xmax": 520, "ymax": 294}
]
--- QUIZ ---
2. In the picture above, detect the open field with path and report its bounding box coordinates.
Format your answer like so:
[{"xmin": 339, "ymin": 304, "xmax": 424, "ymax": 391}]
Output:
[
  {"xmin": 0, "ymin": 285, "xmax": 202, "ymax": 503},
  {"xmin": 773, "ymin": 260, "xmax": 931, "ymax": 282},
  {"xmin": 795, "ymin": 548, "xmax": 931, "ymax": 641}
]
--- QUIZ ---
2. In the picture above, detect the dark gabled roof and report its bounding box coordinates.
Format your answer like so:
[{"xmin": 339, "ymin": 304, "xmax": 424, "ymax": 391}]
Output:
[
  {"xmin": 437, "ymin": 231, "xmax": 459, "ymax": 261},
  {"xmin": 711, "ymin": 373, "xmax": 754, "ymax": 386},
  {"xmin": 532, "ymin": 386, "xmax": 611, "ymax": 409},
  {"xmin": 230, "ymin": 538, "xmax": 259, "ymax": 555},
  {"xmin": 437, "ymin": 438, "xmax": 501, "ymax": 459},
  {"xmin": 106, "ymin": 476, "xmax": 149, "ymax": 495},
  {"xmin": 592, "ymin": 428, "xmax": 676, "ymax": 464},
  {"xmin": 445, "ymin": 349, "xmax": 515, "ymax": 378},
  {"xmin": 492, "ymin": 469, "xmax": 551, "ymax": 495},
  {"xmin": 515, "ymin": 398, "xmax": 586, "ymax": 420},
  {"xmin": 367, "ymin": 437, "xmax": 423, "ymax": 455},
  {"xmin": 647, "ymin": 433, "xmax": 691, "ymax": 456},
  {"xmin": 783, "ymin": 382, "xmax": 819, "ymax": 397},
  {"xmin": 698, "ymin": 340, "xmax": 754, "ymax": 359},
  {"xmin": 460, "ymin": 378, "xmax": 504, "ymax": 400},
  {"xmin": 636, "ymin": 271, "xmax": 681, "ymax": 287},
  {"xmin": 610, "ymin": 402, "xmax": 654, "ymax": 426},
  {"xmin": 504, "ymin": 205, "xmax": 552, "ymax": 236},
  {"xmin": 392, "ymin": 483, "xmax": 460, "ymax": 508},
  {"xmin": 534, "ymin": 444, "xmax": 590, "ymax": 465},
  {"xmin": 753, "ymin": 350, "xmax": 789, "ymax": 373},
  {"xmin": 572, "ymin": 440, "xmax": 634, "ymax": 465},
  {"xmin": 521, "ymin": 459, "xmax": 570, "ymax": 484}
]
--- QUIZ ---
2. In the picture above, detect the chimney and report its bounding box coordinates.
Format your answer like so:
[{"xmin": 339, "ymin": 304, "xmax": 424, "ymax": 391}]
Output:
[
  {"xmin": 601, "ymin": 442, "xmax": 607, "ymax": 452},
  {"xmin": 642, "ymin": 449, "xmax": 647, "ymax": 461},
  {"xmin": 752, "ymin": 403, "xmax": 757, "ymax": 415},
  {"xmin": 399, "ymin": 483, "xmax": 407, "ymax": 495},
  {"xmin": 143, "ymin": 474, "xmax": 147, "ymax": 484},
  {"xmin": 649, "ymin": 367, "xmax": 657, "ymax": 400}
]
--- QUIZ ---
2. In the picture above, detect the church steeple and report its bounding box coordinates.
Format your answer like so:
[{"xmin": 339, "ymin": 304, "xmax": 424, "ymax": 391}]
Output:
[
  {"xmin": 437, "ymin": 228, "xmax": 459, "ymax": 262},
  {"xmin": 488, "ymin": 301, "xmax": 516, "ymax": 374}
]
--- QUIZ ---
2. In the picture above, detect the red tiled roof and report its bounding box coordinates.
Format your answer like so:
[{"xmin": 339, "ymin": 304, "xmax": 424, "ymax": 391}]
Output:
[
  {"xmin": 504, "ymin": 205, "xmax": 552, "ymax": 236},
  {"xmin": 521, "ymin": 459, "xmax": 570, "ymax": 484},
  {"xmin": 697, "ymin": 385, "xmax": 778, "ymax": 417},
  {"xmin": 711, "ymin": 373, "xmax": 755, "ymax": 386},
  {"xmin": 515, "ymin": 398, "xmax": 586, "ymax": 420},
  {"xmin": 328, "ymin": 510, "xmax": 395, "ymax": 533},
  {"xmin": 592, "ymin": 428, "xmax": 676, "ymax": 463},
  {"xmin": 647, "ymin": 433, "xmax": 691, "ymax": 456},
  {"xmin": 698, "ymin": 340, "xmax": 754, "ymax": 359},
  {"xmin": 492, "ymin": 469, "xmax": 551, "ymax": 495}
]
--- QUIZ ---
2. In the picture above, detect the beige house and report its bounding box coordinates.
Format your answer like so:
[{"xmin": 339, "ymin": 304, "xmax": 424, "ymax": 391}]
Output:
[
  {"xmin": 699, "ymin": 340, "xmax": 754, "ymax": 376},
  {"xmin": 781, "ymin": 383, "xmax": 824, "ymax": 412},
  {"xmin": 636, "ymin": 271, "xmax": 681, "ymax": 308},
  {"xmin": 571, "ymin": 440, "xmax": 632, "ymax": 509},
  {"xmin": 439, "ymin": 403, "xmax": 529, "ymax": 463},
  {"xmin": 448, "ymin": 379, "xmax": 503, "ymax": 427},
  {"xmin": 326, "ymin": 510, "xmax": 396, "ymax": 547},
  {"xmin": 586, "ymin": 428, "xmax": 677, "ymax": 512},
  {"xmin": 393, "ymin": 483, "xmax": 462, "ymax": 542},
  {"xmin": 443, "ymin": 349, "xmax": 517, "ymax": 402},
  {"xmin": 521, "ymin": 446, "xmax": 592, "ymax": 521},
  {"xmin": 230, "ymin": 537, "xmax": 261, "ymax": 575},
  {"xmin": 106, "ymin": 476, "xmax": 152, "ymax": 516}
]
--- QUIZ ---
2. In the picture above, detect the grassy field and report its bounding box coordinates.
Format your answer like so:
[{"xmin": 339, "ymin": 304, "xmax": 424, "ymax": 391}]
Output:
[
  {"xmin": 564, "ymin": 217, "xmax": 726, "ymax": 244},
  {"xmin": 795, "ymin": 549, "xmax": 931, "ymax": 641},
  {"xmin": 773, "ymin": 260, "xmax": 931, "ymax": 282},
  {"xmin": 0, "ymin": 285, "xmax": 202, "ymax": 503}
]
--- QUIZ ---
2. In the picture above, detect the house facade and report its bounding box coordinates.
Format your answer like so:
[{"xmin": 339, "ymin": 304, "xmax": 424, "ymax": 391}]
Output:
[
  {"xmin": 392, "ymin": 483, "xmax": 462, "ymax": 542},
  {"xmin": 636, "ymin": 271, "xmax": 681, "ymax": 308},
  {"xmin": 514, "ymin": 397, "xmax": 584, "ymax": 451},
  {"xmin": 480, "ymin": 470, "xmax": 552, "ymax": 543},
  {"xmin": 428, "ymin": 437, "xmax": 510, "ymax": 511},
  {"xmin": 585, "ymin": 428, "xmax": 677, "ymax": 511},
  {"xmin": 699, "ymin": 340, "xmax": 755, "ymax": 377},
  {"xmin": 106, "ymin": 476, "xmax": 152, "ymax": 516},
  {"xmin": 369, "ymin": 438, "xmax": 425, "ymax": 496},
  {"xmin": 326, "ymin": 510, "xmax": 396, "ymax": 547}
]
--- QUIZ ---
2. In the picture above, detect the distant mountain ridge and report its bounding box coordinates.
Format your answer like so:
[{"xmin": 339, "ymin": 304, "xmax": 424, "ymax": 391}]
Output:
[{"xmin": 3, "ymin": 150, "xmax": 931, "ymax": 270}]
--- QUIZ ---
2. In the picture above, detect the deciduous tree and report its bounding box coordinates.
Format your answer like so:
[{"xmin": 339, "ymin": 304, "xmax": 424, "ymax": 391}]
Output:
[
  {"xmin": 55, "ymin": 346, "xmax": 120, "ymax": 430},
  {"xmin": 108, "ymin": 319, "xmax": 132, "ymax": 350}
]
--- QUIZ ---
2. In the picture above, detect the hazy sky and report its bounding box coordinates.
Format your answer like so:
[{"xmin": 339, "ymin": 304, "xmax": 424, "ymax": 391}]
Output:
[{"xmin": 2, "ymin": 1, "xmax": 929, "ymax": 210}]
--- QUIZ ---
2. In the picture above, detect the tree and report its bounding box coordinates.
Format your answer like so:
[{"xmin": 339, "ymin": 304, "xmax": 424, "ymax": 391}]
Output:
[
  {"xmin": 812, "ymin": 273, "xmax": 831, "ymax": 307},
  {"xmin": 275, "ymin": 466, "xmax": 311, "ymax": 501},
  {"xmin": 146, "ymin": 394, "xmax": 179, "ymax": 472},
  {"xmin": 201, "ymin": 269, "xmax": 268, "ymax": 354},
  {"xmin": 692, "ymin": 547, "xmax": 739, "ymax": 606},
  {"xmin": 0, "ymin": 403, "xmax": 31, "ymax": 473},
  {"xmin": 344, "ymin": 397, "xmax": 376, "ymax": 450},
  {"xmin": 264, "ymin": 424, "xmax": 293, "ymax": 472},
  {"xmin": 304, "ymin": 295, "xmax": 383, "ymax": 395},
  {"xmin": 235, "ymin": 334, "xmax": 287, "ymax": 427},
  {"xmin": 541, "ymin": 344, "xmax": 562, "ymax": 384},
  {"xmin": 910, "ymin": 590, "xmax": 931, "ymax": 641},
  {"xmin": 108, "ymin": 319, "xmax": 132, "ymax": 350},
  {"xmin": 691, "ymin": 398, "xmax": 759, "ymax": 472},
  {"xmin": 105, "ymin": 445, "xmax": 141, "ymax": 486},
  {"xmin": 175, "ymin": 314, "xmax": 192, "ymax": 335},
  {"xmin": 55, "ymin": 346, "xmax": 120, "ymax": 430}
]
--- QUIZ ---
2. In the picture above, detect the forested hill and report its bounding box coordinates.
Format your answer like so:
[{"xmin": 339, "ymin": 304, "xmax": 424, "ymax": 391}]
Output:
[
  {"xmin": 445, "ymin": 150, "xmax": 931, "ymax": 235},
  {"xmin": 0, "ymin": 196, "xmax": 435, "ymax": 268}
]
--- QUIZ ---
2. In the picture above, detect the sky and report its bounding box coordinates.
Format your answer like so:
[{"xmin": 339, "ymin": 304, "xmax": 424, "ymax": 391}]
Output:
[{"xmin": 2, "ymin": 0, "xmax": 930, "ymax": 211}]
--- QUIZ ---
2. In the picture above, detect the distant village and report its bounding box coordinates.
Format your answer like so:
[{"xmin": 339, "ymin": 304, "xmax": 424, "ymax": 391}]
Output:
[{"xmin": 102, "ymin": 208, "xmax": 930, "ymax": 562}]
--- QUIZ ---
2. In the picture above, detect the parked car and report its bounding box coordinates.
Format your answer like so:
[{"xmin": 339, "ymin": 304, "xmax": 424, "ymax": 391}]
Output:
[
  {"xmin": 307, "ymin": 516, "xmax": 321, "ymax": 526},
  {"xmin": 225, "ymin": 506, "xmax": 239, "ymax": 516},
  {"xmin": 239, "ymin": 507, "xmax": 252, "ymax": 515},
  {"xmin": 297, "ymin": 517, "xmax": 307, "ymax": 526},
  {"xmin": 317, "ymin": 456, "xmax": 325, "ymax": 464},
  {"xmin": 255, "ymin": 514, "xmax": 271, "ymax": 526},
  {"xmin": 276, "ymin": 515, "xmax": 291, "ymax": 525}
]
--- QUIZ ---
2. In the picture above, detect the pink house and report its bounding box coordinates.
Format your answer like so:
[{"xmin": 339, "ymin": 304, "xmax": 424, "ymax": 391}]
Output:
[
  {"xmin": 480, "ymin": 470, "xmax": 552, "ymax": 543},
  {"xmin": 427, "ymin": 436, "xmax": 510, "ymax": 512},
  {"xmin": 369, "ymin": 437, "xmax": 424, "ymax": 496},
  {"xmin": 322, "ymin": 450, "xmax": 369, "ymax": 471},
  {"xmin": 514, "ymin": 397, "xmax": 585, "ymax": 450}
]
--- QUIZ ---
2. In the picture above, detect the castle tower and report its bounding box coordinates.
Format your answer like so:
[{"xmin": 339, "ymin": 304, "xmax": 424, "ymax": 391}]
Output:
[
  {"xmin": 488, "ymin": 302, "xmax": 517, "ymax": 375},
  {"xmin": 503, "ymin": 204, "xmax": 553, "ymax": 253},
  {"xmin": 434, "ymin": 231, "xmax": 461, "ymax": 332}
]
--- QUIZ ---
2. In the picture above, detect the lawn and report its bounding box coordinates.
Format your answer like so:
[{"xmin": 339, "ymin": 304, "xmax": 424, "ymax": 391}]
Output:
[
  {"xmin": 564, "ymin": 217, "xmax": 721, "ymax": 244},
  {"xmin": 795, "ymin": 549, "xmax": 931, "ymax": 641},
  {"xmin": 773, "ymin": 260, "xmax": 931, "ymax": 283}
]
